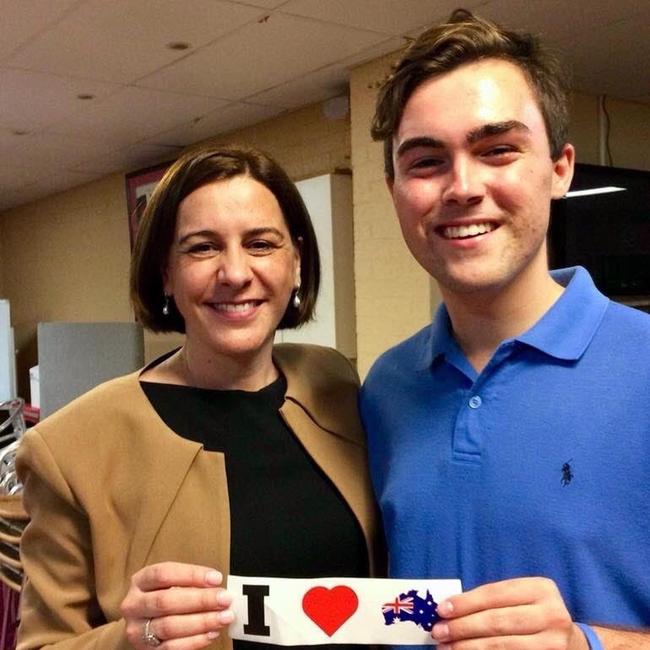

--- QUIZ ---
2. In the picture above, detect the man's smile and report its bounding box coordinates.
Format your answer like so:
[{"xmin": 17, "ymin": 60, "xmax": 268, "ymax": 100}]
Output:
[{"xmin": 439, "ymin": 222, "xmax": 498, "ymax": 240}]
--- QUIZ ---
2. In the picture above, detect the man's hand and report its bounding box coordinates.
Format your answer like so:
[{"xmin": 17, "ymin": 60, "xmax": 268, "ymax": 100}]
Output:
[{"xmin": 431, "ymin": 577, "xmax": 588, "ymax": 649}]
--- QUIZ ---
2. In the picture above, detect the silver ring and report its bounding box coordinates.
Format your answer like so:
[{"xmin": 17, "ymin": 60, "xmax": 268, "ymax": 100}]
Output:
[{"xmin": 142, "ymin": 618, "xmax": 162, "ymax": 647}]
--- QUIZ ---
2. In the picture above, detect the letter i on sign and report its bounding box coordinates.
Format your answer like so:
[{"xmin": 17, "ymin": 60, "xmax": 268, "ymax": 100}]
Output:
[{"xmin": 242, "ymin": 584, "xmax": 271, "ymax": 636}]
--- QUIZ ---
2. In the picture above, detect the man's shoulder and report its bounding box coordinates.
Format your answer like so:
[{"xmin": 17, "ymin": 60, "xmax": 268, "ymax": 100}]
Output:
[
  {"xmin": 599, "ymin": 300, "xmax": 650, "ymax": 344},
  {"xmin": 596, "ymin": 300, "xmax": 650, "ymax": 364},
  {"xmin": 604, "ymin": 299, "xmax": 650, "ymax": 327}
]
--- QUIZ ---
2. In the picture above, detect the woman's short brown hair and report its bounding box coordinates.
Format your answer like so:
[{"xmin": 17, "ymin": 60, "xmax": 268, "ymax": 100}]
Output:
[
  {"xmin": 130, "ymin": 143, "xmax": 320, "ymax": 333},
  {"xmin": 372, "ymin": 8, "xmax": 571, "ymax": 178}
]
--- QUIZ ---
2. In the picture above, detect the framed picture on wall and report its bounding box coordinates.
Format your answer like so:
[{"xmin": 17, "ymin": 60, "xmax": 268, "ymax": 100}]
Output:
[{"xmin": 124, "ymin": 161, "xmax": 172, "ymax": 249}]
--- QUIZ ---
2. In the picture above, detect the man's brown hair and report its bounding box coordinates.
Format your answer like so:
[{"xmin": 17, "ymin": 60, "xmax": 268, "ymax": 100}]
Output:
[{"xmin": 372, "ymin": 9, "xmax": 570, "ymax": 177}]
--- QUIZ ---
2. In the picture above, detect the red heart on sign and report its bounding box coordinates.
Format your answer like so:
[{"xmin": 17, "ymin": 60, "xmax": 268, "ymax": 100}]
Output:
[{"xmin": 302, "ymin": 586, "xmax": 358, "ymax": 636}]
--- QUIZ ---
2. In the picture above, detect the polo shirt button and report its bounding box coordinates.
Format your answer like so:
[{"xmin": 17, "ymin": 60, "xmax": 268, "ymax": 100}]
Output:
[{"xmin": 469, "ymin": 395, "xmax": 482, "ymax": 409}]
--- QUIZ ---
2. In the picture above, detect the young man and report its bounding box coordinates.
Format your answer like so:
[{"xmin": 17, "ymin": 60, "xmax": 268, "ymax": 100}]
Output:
[{"xmin": 360, "ymin": 9, "xmax": 650, "ymax": 650}]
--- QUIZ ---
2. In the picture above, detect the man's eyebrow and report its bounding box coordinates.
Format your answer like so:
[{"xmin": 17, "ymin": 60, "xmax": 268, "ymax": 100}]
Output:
[
  {"xmin": 395, "ymin": 136, "xmax": 444, "ymax": 159},
  {"xmin": 466, "ymin": 120, "xmax": 530, "ymax": 144},
  {"xmin": 395, "ymin": 122, "xmax": 530, "ymax": 159}
]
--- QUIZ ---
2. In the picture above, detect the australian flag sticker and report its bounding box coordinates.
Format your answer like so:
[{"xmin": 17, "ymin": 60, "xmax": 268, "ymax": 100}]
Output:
[{"xmin": 382, "ymin": 589, "xmax": 440, "ymax": 632}]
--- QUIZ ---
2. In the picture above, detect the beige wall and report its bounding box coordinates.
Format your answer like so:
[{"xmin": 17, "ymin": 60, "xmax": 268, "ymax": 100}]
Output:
[
  {"xmin": 568, "ymin": 93, "xmax": 650, "ymax": 169},
  {"xmin": 212, "ymin": 101, "xmax": 351, "ymax": 181},
  {"xmin": 2, "ymin": 174, "xmax": 132, "ymax": 325},
  {"xmin": 350, "ymin": 53, "xmax": 440, "ymax": 378},
  {"xmin": 0, "ymin": 174, "xmax": 133, "ymax": 397},
  {"xmin": 604, "ymin": 98, "xmax": 650, "ymax": 170},
  {"xmin": 0, "ymin": 225, "xmax": 5, "ymax": 296},
  {"xmin": 0, "ymin": 101, "xmax": 350, "ymax": 396},
  {"xmin": 569, "ymin": 92, "xmax": 601, "ymax": 164}
]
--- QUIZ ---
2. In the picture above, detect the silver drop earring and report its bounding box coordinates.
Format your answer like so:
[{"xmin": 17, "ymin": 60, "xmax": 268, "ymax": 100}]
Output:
[
  {"xmin": 162, "ymin": 295, "xmax": 170, "ymax": 316},
  {"xmin": 292, "ymin": 290, "xmax": 301, "ymax": 309}
]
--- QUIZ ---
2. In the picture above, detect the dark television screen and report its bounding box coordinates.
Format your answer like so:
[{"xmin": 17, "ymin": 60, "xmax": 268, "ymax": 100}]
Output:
[{"xmin": 548, "ymin": 163, "xmax": 650, "ymax": 297}]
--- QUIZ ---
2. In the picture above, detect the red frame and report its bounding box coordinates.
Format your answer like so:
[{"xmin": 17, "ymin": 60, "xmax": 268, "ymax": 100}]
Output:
[{"xmin": 124, "ymin": 161, "xmax": 172, "ymax": 249}]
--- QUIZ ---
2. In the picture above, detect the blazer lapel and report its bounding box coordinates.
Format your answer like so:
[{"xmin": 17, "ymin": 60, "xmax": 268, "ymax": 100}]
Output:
[{"xmin": 117, "ymin": 374, "xmax": 224, "ymax": 574}]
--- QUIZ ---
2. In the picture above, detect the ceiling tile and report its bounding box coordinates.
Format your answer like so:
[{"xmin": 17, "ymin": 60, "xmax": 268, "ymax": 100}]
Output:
[
  {"xmin": 6, "ymin": 0, "xmax": 265, "ymax": 84},
  {"xmin": 557, "ymin": 11, "xmax": 650, "ymax": 100},
  {"xmin": 0, "ymin": 161, "xmax": 41, "ymax": 189},
  {"xmin": 70, "ymin": 143, "xmax": 180, "ymax": 176},
  {"xmin": 23, "ymin": 168, "xmax": 104, "ymax": 197},
  {"xmin": 74, "ymin": 0, "xmax": 266, "ymax": 46},
  {"xmin": 136, "ymin": 12, "xmax": 386, "ymax": 100},
  {"xmin": 1, "ymin": 0, "xmax": 649, "ymax": 211},
  {"xmin": 0, "ymin": 167, "xmax": 102, "ymax": 211},
  {"xmin": 0, "ymin": 69, "xmax": 120, "ymax": 132},
  {"xmin": 3, "ymin": 131, "xmax": 125, "ymax": 174},
  {"xmin": 7, "ymin": 26, "xmax": 179, "ymax": 85},
  {"xmin": 144, "ymin": 102, "xmax": 285, "ymax": 147},
  {"xmin": 0, "ymin": 0, "xmax": 79, "ymax": 61},
  {"xmin": 248, "ymin": 65, "xmax": 349, "ymax": 109},
  {"xmin": 228, "ymin": 0, "xmax": 288, "ymax": 7},
  {"xmin": 198, "ymin": 101, "xmax": 287, "ymax": 137},
  {"xmin": 281, "ymin": 0, "xmax": 486, "ymax": 35},
  {"xmin": 247, "ymin": 37, "xmax": 405, "ymax": 110},
  {"xmin": 46, "ymin": 87, "xmax": 226, "ymax": 146},
  {"xmin": 479, "ymin": 0, "xmax": 649, "ymax": 45},
  {"xmin": 338, "ymin": 36, "xmax": 406, "ymax": 69},
  {"xmin": 0, "ymin": 125, "xmax": 30, "ymax": 153},
  {"xmin": 0, "ymin": 130, "xmax": 102, "ymax": 209},
  {"xmin": 0, "ymin": 184, "xmax": 42, "ymax": 212}
]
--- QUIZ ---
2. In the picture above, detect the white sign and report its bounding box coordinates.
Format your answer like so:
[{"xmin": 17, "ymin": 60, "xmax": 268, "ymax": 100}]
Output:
[{"xmin": 228, "ymin": 575, "xmax": 462, "ymax": 645}]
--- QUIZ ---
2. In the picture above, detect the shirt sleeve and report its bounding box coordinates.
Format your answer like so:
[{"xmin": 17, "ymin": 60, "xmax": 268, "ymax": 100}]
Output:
[{"xmin": 16, "ymin": 430, "xmax": 132, "ymax": 650}]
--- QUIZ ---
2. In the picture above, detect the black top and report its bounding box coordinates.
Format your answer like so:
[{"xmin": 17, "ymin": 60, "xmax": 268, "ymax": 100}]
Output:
[{"xmin": 141, "ymin": 375, "xmax": 368, "ymax": 648}]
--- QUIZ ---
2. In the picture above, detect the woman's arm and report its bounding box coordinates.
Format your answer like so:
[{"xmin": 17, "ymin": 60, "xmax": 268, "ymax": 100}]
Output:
[
  {"xmin": 17, "ymin": 430, "xmax": 234, "ymax": 650},
  {"xmin": 17, "ymin": 432, "xmax": 132, "ymax": 649}
]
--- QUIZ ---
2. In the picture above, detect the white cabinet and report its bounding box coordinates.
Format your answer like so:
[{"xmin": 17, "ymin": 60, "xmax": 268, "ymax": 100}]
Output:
[
  {"xmin": 276, "ymin": 173, "xmax": 356, "ymax": 359},
  {"xmin": 0, "ymin": 300, "xmax": 16, "ymax": 401}
]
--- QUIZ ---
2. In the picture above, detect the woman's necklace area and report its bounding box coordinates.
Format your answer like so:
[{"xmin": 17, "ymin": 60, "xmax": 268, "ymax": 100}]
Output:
[{"xmin": 176, "ymin": 346, "xmax": 278, "ymax": 392}]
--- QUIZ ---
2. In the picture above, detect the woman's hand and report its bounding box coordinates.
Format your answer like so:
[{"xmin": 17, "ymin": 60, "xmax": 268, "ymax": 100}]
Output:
[{"xmin": 121, "ymin": 561, "xmax": 234, "ymax": 649}]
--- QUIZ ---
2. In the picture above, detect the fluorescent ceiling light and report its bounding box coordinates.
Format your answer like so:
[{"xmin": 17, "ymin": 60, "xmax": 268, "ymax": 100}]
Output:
[{"xmin": 564, "ymin": 186, "xmax": 626, "ymax": 198}]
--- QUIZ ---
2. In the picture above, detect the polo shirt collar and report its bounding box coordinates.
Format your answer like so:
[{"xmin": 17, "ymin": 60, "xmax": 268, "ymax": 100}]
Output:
[
  {"xmin": 418, "ymin": 302, "xmax": 456, "ymax": 369},
  {"xmin": 420, "ymin": 266, "xmax": 609, "ymax": 367}
]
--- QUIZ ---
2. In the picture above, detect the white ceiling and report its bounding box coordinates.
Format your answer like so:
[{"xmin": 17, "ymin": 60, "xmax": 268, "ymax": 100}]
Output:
[{"xmin": 2, "ymin": 0, "xmax": 649, "ymax": 212}]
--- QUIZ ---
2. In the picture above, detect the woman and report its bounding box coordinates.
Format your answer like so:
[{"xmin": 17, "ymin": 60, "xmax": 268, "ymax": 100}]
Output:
[{"xmin": 16, "ymin": 145, "xmax": 381, "ymax": 649}]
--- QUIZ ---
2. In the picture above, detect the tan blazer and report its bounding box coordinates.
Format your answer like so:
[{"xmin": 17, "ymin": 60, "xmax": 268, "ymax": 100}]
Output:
[{"xmin": 16, "ymin": 344, "xmax": 382, "ymax": 650}]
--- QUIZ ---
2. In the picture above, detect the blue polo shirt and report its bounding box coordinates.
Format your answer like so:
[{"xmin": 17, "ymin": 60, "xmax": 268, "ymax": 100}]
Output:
[{"xmin": 361, "ymin": 267, "xmax": 650, "ymax": 636}]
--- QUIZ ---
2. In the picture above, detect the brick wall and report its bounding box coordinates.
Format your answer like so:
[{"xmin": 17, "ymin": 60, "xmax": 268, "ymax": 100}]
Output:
[{"xmin": 350, "ymin": 53, "xmax": 440, "ymax": 377}]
